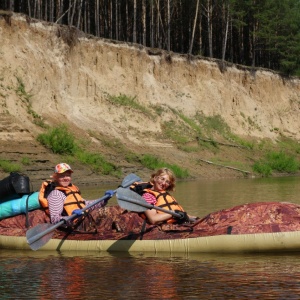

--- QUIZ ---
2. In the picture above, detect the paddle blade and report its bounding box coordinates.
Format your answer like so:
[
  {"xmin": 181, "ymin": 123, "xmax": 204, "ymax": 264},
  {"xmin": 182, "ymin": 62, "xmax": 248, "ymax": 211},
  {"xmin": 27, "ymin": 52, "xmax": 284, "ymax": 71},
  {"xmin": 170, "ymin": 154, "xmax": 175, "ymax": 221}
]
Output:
[
  {"xmin": 26, "ymin": 223, "xmax": 55, "ymax": 251},
  {"xmin": 120, "ymin": 173, "xmax": 141, "ymax": 188},
  {"xmin": 116, "ymin": 187, "xmax": 150, "ymax": 212}
]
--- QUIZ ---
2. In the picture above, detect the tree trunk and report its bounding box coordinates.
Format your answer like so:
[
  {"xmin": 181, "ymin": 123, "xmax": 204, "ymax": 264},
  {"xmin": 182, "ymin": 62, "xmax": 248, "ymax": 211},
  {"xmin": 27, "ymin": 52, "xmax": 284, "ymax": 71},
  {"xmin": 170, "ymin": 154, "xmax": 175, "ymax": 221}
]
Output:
[
  {"xmin": 221, "ymin": 2, "xmax": 230, "ymax": 62},
  {"xmin": 133, "ymin": 0, "xmax": 136, "ymax": 43},
  {"xmin": 125, "ymin": 0, "xmax": 129, "ymax": 41},
  {"xmin": 77, "ymin": 0, "xmax": 83, "ymax": 29},
  {"xmin": 115, "ymin": 0, "xmax": 118, "ymax": 40},
  {"xmin": 189, "ymin": 0, "xmax": 199, "ymax": 55},
  {"xmin": 207, "ymin": 0, "xmax": 213, "ymax": 57},
  {"xmin": 27, "ymin": 0, "xmax": 31, "ymax": 18},
  {"xmin": 156, "ymin": 0, "xmax": 160, "ymax": 48},
  {"xmin": 167, "ymin": 0, "xmax": 170, "ymax": 51},
  {"xmin": 142, "ymin": 0, "xmax": 146, "ymax": 46},
  {"xmin": 198, "ymin": 4, "xmax": 203, "ymax": 55},
  {"xmin": 109, "ymin": 0, "xmax": 112, "ymax": 39},
  {"xmin": 150, "ymin": 0, "xmax": 154, "ymax": 47},
  {"xmin": 71, "ymin": 0, "xmax": 77, "ymax": 26}
]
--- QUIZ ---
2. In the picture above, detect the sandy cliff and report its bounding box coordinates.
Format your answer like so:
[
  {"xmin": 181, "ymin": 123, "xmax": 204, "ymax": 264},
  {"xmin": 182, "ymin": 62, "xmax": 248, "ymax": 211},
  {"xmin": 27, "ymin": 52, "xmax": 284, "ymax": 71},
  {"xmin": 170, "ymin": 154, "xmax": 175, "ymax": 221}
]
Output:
[{"xmin": 1, "ymin": 13, "xmax": 300, "ymax": 186}]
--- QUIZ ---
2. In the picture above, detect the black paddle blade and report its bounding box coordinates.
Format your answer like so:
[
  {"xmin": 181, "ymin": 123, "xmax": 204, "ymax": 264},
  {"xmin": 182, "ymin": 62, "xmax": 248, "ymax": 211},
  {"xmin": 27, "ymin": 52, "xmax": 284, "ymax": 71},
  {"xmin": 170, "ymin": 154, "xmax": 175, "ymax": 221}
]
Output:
[
  {"xmin": 116, "ymin": 187, "xmax": 151, "ymax": 212},
  {"xmin": 120, "ymin": 173, "xmax": 141, "ymax": 188},
  {"xmin": 26, "ymin": 223, "xmax": 55, "ymax": 251}
]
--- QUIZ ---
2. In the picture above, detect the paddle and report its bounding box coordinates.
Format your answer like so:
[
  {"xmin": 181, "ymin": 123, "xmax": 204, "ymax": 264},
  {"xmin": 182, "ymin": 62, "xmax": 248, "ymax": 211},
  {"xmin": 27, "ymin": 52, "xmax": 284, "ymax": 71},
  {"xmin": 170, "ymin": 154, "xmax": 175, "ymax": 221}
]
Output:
[
  {"xmin": 26, "ymin": 173, "xmax": 141, "ymax": 250},
  {"xmin": 116, "ymin": 187, "xmax": 191, "ymax": 220}
]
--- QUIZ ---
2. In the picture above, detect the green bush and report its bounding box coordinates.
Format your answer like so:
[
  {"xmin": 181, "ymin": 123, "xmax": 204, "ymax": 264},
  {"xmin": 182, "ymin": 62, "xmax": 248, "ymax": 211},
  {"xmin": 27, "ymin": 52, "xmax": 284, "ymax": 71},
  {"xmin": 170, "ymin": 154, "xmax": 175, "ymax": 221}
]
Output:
[
  {"xmin": 252, "ymin": 162, "xmax": 272, "ymax": 177},
  {"xmin": 253, "ymin": 151, "xmax": 299, "ymax": 176},
  {"xmin": 140, "ymin": 154, "xmax": 162, "ymax": 169},
  {"xmin": 37, "ymin": 124, "xmax": 76, "ymax": 155},
  {"xmin": 37, "ymin": 124, "xmax": 120, "ymax": 176},
  {"xmin": 75, "ymin": 150, "xmax": 119, "ymax": 176},
  {"xmin": 267, "ymin": 151, "xmax": 299, "ymax": 172},
  {"xmin": 21, "ymin": 157, "xmax": 31, "ymax": 166},
  {"xmin": 0, "ymin": 159, "xmax": 21, "ymax": 173}
]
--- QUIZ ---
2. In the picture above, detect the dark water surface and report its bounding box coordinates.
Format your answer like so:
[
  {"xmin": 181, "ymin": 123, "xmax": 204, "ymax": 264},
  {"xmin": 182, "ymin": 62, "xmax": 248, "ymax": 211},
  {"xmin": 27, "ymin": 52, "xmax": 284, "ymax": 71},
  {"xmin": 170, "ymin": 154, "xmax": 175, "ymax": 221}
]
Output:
[{"xmin": 2, "ymin": 176, "xmax": 300, "ymax": 299}]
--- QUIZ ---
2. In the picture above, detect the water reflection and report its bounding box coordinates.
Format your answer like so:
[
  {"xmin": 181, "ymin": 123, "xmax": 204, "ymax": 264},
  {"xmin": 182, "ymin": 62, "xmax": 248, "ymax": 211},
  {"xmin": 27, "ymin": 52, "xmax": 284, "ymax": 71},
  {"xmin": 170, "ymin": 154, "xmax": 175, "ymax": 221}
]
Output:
[{"xmin": 2, "ymin": 250, "xmax": 300, "ymax": 299}]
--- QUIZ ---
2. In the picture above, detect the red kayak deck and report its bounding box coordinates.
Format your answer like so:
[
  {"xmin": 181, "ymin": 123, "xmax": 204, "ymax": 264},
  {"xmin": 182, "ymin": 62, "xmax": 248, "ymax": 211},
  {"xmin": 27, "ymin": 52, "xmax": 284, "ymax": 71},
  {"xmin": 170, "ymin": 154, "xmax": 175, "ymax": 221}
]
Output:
[{"xmin": 1, "ymin": 202, "xmax": 300, "ymax": 241}]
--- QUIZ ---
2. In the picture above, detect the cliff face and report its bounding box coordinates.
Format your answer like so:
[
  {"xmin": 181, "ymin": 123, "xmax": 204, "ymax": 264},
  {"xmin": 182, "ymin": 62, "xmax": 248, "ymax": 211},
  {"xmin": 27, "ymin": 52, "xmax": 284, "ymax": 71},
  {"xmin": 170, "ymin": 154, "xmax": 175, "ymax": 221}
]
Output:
[{"xmin": 1, "ymin": 14, "xmax": 300, "ymax": 186}]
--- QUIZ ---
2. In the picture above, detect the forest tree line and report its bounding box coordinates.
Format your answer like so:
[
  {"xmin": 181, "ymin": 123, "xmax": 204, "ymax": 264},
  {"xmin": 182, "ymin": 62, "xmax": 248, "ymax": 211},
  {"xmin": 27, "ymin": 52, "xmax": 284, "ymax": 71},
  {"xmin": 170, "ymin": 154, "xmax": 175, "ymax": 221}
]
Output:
[{"xmin": 1, "ymin": 0, "xmax": 300, "ymax": 76}]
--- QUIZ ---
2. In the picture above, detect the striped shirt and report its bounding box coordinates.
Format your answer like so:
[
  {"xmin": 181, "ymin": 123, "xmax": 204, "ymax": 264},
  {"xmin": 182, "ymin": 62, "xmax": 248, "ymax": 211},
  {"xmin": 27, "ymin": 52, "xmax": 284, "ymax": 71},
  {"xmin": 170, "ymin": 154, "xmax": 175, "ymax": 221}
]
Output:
[
  {"xmin": 142, "ymin": 192, "xmax": 157, "ymax": 205},
  {"xmin": 47, "ymin": 190, "xmax": 107, "ymax": 224}
]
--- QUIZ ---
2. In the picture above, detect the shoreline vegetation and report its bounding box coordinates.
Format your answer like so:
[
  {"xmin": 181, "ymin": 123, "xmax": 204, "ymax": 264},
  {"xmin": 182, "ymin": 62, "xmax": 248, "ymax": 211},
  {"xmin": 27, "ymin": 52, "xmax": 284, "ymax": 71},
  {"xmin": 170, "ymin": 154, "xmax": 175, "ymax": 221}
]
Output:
[
  {"xmin": 1, "ymin": 122, "xmax": 300, "ymax": 182},
  {"xmin": 1, "ymin": 75, "xmax": 300, "ymax": 182}
]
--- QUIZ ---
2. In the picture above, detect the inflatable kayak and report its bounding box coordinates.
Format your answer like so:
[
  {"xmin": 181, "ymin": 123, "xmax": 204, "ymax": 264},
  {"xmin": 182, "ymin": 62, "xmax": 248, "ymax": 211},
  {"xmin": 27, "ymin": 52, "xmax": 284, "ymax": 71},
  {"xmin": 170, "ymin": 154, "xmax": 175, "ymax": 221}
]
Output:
[{"xmin": 1, "ymin": 200, "xmax": 300, "ymax": 253}]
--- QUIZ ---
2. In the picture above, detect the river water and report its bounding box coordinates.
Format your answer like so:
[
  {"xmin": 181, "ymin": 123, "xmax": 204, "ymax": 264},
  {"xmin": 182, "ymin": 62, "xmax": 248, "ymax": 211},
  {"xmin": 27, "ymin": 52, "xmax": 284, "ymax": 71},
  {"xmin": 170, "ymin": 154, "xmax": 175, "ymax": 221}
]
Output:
[{"xmin": 2, "ymin": 176, "xmax": 300, "ymax": 299}]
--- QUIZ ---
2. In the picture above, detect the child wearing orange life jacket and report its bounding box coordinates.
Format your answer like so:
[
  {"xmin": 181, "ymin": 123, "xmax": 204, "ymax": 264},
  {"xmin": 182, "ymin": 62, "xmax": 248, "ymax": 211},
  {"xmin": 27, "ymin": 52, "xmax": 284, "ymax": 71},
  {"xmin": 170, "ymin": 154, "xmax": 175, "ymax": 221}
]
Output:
[
  {"xmin": 138, "ymin": 168, "xmax": 193, "ymax": 225},
  {"xmin": 39, "ymin": 163, "xmax": 112, "ymax": 225}
]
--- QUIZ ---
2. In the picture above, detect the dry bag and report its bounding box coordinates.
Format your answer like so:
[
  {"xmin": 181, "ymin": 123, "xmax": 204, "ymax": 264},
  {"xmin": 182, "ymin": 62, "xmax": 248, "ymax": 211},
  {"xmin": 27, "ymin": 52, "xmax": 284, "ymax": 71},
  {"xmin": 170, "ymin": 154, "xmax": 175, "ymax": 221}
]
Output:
[{"xmin": 0, "ymin": 172, "xmax": 31, "ymax": 199}]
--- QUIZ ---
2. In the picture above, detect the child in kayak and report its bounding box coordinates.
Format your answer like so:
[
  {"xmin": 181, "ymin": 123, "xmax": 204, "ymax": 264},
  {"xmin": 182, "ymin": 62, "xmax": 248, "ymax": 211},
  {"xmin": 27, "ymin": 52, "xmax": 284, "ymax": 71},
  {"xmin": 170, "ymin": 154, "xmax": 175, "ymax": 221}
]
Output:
[
  {"xmin": 132, "ymin": 167, "xmax": 195, "ymax": 225},
  {"xmin": 38, "ymin": 163, "xmax": 113, "ymax": 225}
]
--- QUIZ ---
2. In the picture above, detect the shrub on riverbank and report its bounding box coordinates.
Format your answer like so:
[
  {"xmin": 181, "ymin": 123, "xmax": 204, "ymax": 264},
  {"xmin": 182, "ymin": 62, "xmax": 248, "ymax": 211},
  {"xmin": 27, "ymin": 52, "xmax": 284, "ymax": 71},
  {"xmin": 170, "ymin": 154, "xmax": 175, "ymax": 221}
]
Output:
[
  {"xmin": 37, "ymin": 124, "xmax": 121, "ymax": 176},
  {"xmin": 252, "ymin": 151, "xmax": 300, "ymax": 177}
]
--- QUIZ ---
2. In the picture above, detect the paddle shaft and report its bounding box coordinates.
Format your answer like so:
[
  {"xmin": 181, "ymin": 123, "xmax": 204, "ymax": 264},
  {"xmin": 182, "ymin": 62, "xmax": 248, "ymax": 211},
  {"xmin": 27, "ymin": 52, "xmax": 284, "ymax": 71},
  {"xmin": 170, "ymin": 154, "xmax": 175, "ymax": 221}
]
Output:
[
  {"xmin": 26, "ymin": 193, "xmax": 111, "ymax": 246},
  {"xmin": 119, "ymin": 195, "xmax": 182, "ymax": 218},
  {"xmin": 116, "ymin": 187, "xmax": 195, "ymax": 221}
]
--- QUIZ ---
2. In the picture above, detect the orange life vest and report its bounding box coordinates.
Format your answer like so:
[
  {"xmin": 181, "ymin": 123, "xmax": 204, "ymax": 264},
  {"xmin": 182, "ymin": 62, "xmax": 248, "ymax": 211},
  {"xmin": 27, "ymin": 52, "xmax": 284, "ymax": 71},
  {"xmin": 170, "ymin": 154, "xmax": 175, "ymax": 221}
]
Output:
[
  {"xmin": 39, "ymin": 180, "xmax": 86, "ymax": 216},
  {"xmin": 133, "ymin": 183, "xmax": 185, "ymax": 223}
]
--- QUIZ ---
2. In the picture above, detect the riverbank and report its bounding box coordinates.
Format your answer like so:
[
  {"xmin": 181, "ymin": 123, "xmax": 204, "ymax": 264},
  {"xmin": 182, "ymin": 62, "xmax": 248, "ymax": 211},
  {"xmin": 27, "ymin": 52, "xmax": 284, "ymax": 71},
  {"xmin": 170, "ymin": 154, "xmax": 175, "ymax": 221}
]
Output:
[{"xmin": 1, "ymin": 13, "xmax": 300, "ymax": 188}]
